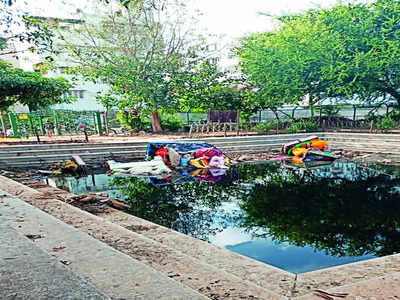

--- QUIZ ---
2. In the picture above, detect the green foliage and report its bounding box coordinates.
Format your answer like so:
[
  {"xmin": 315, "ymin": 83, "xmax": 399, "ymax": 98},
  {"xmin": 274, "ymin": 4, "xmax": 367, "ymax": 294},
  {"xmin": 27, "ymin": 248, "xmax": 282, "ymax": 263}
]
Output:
[
  {"xmin": 252, "ymin": 121, "xmax": 277, "ymax": 132},
  {"xmin": 110, "ymin": 176, "xmax": 229, "ymax": 241},
  {"xmin": 235, "ymin": 0, "xmax": 400, "ymax": 108},
  {"xmin": 12, "ymin": 110, "xmax": 98, "ymax": 136},
  {"xmin": 54, "ymin": 0, "xmax": 226, "ymax": 132},
  {"xmin": 0, "ymin": 61, "xmax": 72, "ymax": 110},
  {"xmin": 160, "ymin": 114, "xmax": 184, "ymax": 131},
  {"xmin": 317, "ymin": 105, "xmax": 342, "ymax": 117},
  {"xmin": 285, "ymin": 120, "xmax": 318, "ymax": 134},
  {"xmin": 116, "ymin": 110, "xmax": 151, "ymax": 132},
  {"xmin": 375, "ymin": 116, "xmax": 395, "ymax": 131}
]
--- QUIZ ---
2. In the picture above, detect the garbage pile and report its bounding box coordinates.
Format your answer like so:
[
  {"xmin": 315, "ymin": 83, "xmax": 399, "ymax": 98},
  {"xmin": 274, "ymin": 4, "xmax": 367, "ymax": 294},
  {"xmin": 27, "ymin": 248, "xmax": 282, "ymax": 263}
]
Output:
[
  {"xmin": 107, "ymin": 142, "xmax": 231, "ymax": 184},
  {"xmin": 281, "ymin": 136, "xmax": 339, "ymax": 165}
]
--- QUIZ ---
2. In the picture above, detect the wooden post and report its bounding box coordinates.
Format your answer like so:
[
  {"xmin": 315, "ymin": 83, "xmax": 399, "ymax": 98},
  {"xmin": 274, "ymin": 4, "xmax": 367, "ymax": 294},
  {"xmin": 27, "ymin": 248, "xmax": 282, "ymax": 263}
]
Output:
[
  {"xmin": 189, "ymin": 124, "xmax": 193, "ymax": 138},
  {"xmin": 223, "ymin": 123, "xmax": 227, "ymax": 137},
  {"xmin": 103, "ymin": 111, "xmax": 109, "ymax": 135},
  {"xmin": 84, "ymin": 128, "xmax": 89, "ymax": 142}
]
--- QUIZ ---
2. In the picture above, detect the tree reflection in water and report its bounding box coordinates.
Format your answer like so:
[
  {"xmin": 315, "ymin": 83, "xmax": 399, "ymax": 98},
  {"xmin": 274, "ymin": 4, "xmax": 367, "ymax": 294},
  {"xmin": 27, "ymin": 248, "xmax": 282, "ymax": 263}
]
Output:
[{"xmin": 110, "ymin": 160, "xmax": 400, "ymax": 257}]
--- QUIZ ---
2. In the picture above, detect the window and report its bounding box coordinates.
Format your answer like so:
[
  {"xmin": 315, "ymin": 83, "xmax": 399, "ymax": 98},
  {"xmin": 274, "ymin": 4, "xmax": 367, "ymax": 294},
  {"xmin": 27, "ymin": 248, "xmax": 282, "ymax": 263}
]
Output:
[{"xmin": 66, "ymin": 90, "xmax": 85, "ymax": 99}]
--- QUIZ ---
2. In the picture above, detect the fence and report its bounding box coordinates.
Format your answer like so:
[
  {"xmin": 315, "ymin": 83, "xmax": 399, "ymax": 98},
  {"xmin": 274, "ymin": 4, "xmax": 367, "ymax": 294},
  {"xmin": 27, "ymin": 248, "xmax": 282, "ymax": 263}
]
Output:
[
  {"xmin": 176, "ymin": 105, "xmax": 395, "ymax": 125},
  {"xmin": 4, "ymin": 104, "xmax": 396, "ymax": 138},
  {"xmin": 7, "ymin": 110, "xmax": 103, "ymax": 138}
]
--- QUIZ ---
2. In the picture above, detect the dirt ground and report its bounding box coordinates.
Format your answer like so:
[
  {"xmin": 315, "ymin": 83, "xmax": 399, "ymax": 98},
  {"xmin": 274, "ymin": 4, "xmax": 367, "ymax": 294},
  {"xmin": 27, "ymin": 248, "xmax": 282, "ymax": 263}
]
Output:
[{"xmin": 0, "ymin": 131, "xmax": 262, "ymax": 145}]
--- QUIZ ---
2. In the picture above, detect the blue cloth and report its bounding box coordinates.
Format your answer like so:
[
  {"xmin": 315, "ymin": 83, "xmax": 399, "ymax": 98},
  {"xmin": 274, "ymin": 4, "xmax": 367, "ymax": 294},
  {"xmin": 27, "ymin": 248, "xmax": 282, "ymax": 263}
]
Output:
[{"xmin": 146, "ymin": 142, "xmax": 214, "ymax": 158}]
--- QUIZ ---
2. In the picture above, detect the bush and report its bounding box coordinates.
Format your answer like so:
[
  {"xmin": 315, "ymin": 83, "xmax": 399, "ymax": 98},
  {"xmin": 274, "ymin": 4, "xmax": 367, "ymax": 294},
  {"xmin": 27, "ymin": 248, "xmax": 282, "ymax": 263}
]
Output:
[
  {"xmin": 160, "ymin": 114, "xmax": 184, "ymax": 131},
  {"xmin": 252, "ymin": 121, "xmax": 277, "ymax": 132},
  {"xmin": 286, "ymin": 120, "xmax": 318, "ymax": 134},
  {"xmin": 116, "ymin": 110, "xmax": 151, "ymax": 132},
  {"xmin": 317, "ymin": 105, "xmax": 342, "ymax": 117},
  {"xmin": 375, "ymin": 116, "xmax": 395, "ymax": 131}
]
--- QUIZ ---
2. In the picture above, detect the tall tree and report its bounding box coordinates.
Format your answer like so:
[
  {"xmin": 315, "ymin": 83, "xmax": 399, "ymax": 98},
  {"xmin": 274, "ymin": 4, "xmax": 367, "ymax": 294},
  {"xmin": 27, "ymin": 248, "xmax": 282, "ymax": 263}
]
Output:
[
  {"xmin": 54, "ymin": 0, "xmax": 220, "ymax": 132},
  {"xmin": 236, "ymin": 0, "xmax": 400, "ymax": 109}
]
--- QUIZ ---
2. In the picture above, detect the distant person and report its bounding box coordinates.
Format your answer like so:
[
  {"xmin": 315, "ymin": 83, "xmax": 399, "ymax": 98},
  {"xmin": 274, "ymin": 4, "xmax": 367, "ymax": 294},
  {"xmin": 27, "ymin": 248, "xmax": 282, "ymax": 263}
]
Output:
[
  {"xmin": 44, "ymin": 120, "xmax": 53, "ymax": 137},
  {"xmin": 6, "ymin": 128, "xmax": 13, "ymax": 137},
  {"xmin": 77, "ymin": 118, "xmax": 87, "ymax": 131}
]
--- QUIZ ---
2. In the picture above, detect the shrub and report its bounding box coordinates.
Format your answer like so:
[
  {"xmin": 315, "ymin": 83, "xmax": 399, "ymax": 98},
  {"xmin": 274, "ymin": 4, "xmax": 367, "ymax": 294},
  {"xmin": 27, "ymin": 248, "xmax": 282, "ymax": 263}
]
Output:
[
  {"xmin": 160, "ymin": 114, "xmax": 184, "ymax": 131},
  {"xmin": 286, "ymin": 120, "xmax": 318, "ymax": 134},
  {"xmin": 252, "ymin": 121, "xmax": 278, "ymax": 132},
  {"xmin": 116, "ymin": 110, "xmax": 151, "ymax": 132},
  {"xmin": 375, "ymin": 116, "xmax": 395, "ymax": 131},
  {"xmin": 317, "ymin": 105, "xmax": 342, "ymax": 117}
]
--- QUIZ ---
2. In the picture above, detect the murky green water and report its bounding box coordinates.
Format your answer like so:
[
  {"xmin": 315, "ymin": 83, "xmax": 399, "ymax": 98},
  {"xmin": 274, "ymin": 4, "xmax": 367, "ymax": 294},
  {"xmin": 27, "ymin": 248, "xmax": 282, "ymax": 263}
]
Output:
[{"xmin": 47, "ymin": 160, "xmax": 400, "ymax": 273}]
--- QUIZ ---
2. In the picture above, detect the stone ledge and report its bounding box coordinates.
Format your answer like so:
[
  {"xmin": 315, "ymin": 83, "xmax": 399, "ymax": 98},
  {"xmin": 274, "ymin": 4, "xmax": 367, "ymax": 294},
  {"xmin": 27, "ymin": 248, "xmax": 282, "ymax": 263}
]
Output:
[
  {"xmin": 0, "ymin": 225, "xmax": 110, "ymax": 300},
  {"xmin": 0, "ymin": 192, "xmax": 208, "ymax": 300}
]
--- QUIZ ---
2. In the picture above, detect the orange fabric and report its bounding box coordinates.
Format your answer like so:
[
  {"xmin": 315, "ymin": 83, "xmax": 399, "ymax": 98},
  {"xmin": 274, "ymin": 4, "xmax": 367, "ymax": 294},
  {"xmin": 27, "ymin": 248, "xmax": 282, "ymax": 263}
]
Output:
[
  {"xmin": 292, "ymin": 147, "xmax": 307, "ymax": 157},
  {"xmin": 311, "ymin": 139, "xmax": 327, "ymax": 150},
  {"xmin": 292, "ymin": 156, "xmax": 303, "ymax": 164}
]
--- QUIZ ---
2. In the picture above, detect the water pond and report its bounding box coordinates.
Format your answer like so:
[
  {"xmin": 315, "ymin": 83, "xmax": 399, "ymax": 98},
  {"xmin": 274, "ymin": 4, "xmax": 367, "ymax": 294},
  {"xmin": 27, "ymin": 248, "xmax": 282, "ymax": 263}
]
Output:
[{"xmin": 46, "ymin": 159, "xmax": 400, "ymax": 273}]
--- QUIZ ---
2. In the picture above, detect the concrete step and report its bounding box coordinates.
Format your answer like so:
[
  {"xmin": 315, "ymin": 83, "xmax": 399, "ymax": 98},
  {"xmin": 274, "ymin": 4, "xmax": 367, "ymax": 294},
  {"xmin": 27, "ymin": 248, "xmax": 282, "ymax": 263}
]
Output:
[
  {"xmin": 0, "ymin": 133, "xmax": 318, "ymax": 152},
  {"xmin": 0, "ymin": 150, "xmax": 145, "ymax": 163},
  {"xmin": 0, "ymin": 190, "xmax": 209, "ymax": 300},
  {"xmin": 0, "ymin": 181, "xmax": 288, "ymax": 299},
  {"xmin": 324, "ymin": 137, "xmax": 400, "ymax": 144},
  {"xmin": 0, "ymin": 141, "xmax": 148, "ymax": 151},
  {"xmin": 0, "ymin": 225, "xmax": 111, "ymax": 300},
  {"xmin": 0, "ymin": 144, "xmax": 283, "ymax": 168},
  {"xmin": 0, "ymin": 145, "xmax": 148, "ymax": 158},
  {"xmin": 323, "ymin": 132, "xmax": 400, "ymax": 140},
  {"xmin": 0, "ymin": 139, "xmax": 296, "ymax": 158}
]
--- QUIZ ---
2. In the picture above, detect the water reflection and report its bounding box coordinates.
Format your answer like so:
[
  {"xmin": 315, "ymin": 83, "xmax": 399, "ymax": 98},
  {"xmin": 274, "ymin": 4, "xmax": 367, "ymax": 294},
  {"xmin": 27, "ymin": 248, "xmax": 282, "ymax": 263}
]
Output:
[
  {"xmin": 238, "ymin": 161, "xmax": 400, "ymax": 257},
  {"xmin": 53, "ymin": 160, "xmax": 400, "ymax": 272}
]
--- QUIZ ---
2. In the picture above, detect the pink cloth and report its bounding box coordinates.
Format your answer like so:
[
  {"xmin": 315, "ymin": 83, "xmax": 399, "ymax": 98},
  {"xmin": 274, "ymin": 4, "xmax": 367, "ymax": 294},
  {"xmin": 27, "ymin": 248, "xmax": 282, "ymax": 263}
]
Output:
[{"xmin": 194, "ymin": 147, "xmax": 222, "ymax": 159}]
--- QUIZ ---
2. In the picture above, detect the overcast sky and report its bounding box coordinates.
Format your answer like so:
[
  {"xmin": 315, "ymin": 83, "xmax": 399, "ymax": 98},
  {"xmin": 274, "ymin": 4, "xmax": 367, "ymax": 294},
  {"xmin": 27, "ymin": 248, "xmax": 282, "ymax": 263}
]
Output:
[
  {"xmin": 13, "ymin": 0, "xmax": 371, "ymax": 69},
  {"xmin": 19, "ymin": 0, "xmax": 346, "ymax": 39}
]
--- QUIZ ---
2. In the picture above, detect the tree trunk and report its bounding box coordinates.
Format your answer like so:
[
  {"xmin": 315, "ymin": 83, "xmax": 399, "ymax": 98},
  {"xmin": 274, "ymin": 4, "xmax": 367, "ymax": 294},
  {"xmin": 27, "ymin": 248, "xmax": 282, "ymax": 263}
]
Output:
[
  {"xmin": 150, "ymin": 110, "xmax": 163, "ymax": 133},
  {"xmin": 104, "ymin": 110, "xmax": 109, "ymax": 135}
]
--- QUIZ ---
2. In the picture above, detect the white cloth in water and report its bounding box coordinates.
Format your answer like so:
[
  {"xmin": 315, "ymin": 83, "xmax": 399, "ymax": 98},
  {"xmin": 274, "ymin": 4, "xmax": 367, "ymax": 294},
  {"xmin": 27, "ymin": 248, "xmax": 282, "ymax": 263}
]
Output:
[
  {"xmin": 108, "ymin": 156, "xmax": 171, "ymax": 175},
  {"xmin": 209, "ymin": 156, "xmax": 228, "ymax": 169}
]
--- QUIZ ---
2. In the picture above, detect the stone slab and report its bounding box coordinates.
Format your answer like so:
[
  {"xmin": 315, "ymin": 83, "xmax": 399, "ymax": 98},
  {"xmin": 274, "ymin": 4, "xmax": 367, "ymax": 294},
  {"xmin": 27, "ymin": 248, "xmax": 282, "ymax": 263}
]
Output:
[
  {"xmin": 0, "ymin": 192, "xmax": 208, "ymax": 300},
  {"xmin": 0, "ymin": 225, "xmax": 109, "ymax": 300}
]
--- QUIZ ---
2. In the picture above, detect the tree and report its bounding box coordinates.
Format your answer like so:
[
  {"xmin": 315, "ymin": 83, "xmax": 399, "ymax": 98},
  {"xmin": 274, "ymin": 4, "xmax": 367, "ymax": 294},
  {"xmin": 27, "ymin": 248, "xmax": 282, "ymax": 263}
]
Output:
[
  {"xmin": 236, "ymin": 0, "xmax": 400, "ymax": 110},
  {"xmin": 0, "ymin": 60, "xmax": 72, "ymax": 111},
  {"xmin": 172, "ymin": 60, "xmax": 256, "ymax": 116},
  {"xmin": 0, "ymin": 0, "xmax": 54, "ymax": 56},
  {"xmin": 54, "ymin": 0, "xmax": 221, "ymax": 132}
]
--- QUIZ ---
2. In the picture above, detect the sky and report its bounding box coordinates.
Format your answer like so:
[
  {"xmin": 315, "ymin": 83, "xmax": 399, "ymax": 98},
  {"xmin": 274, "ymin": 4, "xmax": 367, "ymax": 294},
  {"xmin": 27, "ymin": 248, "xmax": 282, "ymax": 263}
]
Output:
[
  {"xmin": 12, "ymin": 0, "xmax": 369, "ymax": 69},
  {"xmin": 20, "ymin": 0, "xmax": 343, "ymax": 39},
  {"xmin": 192, "ymin": 0, "xmax": 340, "ymax": 38}
]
